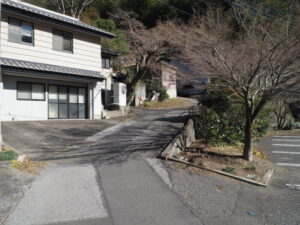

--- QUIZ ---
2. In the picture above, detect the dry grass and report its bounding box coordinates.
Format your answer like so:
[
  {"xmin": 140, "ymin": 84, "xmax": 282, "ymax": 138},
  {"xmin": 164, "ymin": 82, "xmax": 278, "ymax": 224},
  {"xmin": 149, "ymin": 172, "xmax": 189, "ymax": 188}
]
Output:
[
  {"xmin": 266, "ymin": 129, "xmax": 300, "ymax": 136},
  {"xmin": 11, "ymin": 159, "xmax": 47, "ymax": 175},
  {"xmin": 1, "ymin": 145, "xmax": 14, "ymax": 151},
  {"xmin": 182, "ymin": 140, "xmax": 273, "ymax": 182},
  {"xmin": 139, "ymin": 98, "xmax": 193, "ymax": 109},
  {"xmin": 1, "ymin": 145, "xmax": 46, "ymax": 174}
]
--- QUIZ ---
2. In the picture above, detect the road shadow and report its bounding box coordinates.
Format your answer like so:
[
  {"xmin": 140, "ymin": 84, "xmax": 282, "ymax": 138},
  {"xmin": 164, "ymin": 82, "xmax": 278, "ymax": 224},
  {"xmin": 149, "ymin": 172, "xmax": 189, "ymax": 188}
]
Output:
[
  {"xmin": 3, "ymin": 109, "xmax": 188, "ymax": 166},
  {"xmin": 40, "ymin": 121, "xmax": 184, "ymax": 165}
]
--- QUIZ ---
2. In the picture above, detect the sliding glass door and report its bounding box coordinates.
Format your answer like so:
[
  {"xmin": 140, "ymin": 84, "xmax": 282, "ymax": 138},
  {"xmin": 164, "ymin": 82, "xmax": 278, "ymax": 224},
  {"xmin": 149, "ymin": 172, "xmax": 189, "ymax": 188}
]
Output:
[
  {"xmin": 48, "ymin": 85, "xmax": 59, "ymax": 119},
  {"xmin": 59, "ymin": 86, "xmax": 68, "ymax": 119},
  {"xmin": 78, "ymin": 88, "xmax": 86, "ymax": 119},
  {"xmin": 48, "ymin": 85, "xmax": 87, "ymax": 119}
]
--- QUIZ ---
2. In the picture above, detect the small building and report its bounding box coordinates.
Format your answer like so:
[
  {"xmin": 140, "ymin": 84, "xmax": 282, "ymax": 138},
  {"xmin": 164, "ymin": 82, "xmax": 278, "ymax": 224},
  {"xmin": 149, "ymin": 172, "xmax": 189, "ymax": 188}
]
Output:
[
  {"xmin": 160, "ymin": 62, "xmax": 177, "ymax": 99},
  {"xmin": 134, "ymin": 61, "xmax": 177, "ymax": 106},
  {"xmin": 0, "ymin": 0, "xmax": 126, "ymax": 121}
]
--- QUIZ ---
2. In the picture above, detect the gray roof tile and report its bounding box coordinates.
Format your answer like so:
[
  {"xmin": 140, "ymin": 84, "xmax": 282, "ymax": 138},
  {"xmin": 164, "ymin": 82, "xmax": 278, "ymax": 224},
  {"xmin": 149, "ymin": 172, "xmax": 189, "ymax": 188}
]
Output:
[
  {"xmin": 0, "ymin": 0, "xmax": 115, "ymax": 38},
  {"xmin": 0, "ymin": 57, "xmax": 103, "ymax": 80}
]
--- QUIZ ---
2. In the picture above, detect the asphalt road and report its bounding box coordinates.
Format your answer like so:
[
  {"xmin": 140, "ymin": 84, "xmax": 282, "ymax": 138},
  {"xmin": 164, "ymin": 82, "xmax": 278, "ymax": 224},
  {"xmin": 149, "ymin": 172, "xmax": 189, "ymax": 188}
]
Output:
[
  {"xmin": 259, "ymin": 135, "xmax": 300, "ymax": 194},
  {"xmin": 2, "ymin": 109, "xmax": 300, "ymax": 225},
  {"xmin": 259, "ymin": 135, "xmax": 300, "ymax": 169},
  {"xmin": 3, "ymin": 108, "xmax": 203, "ymax": 225},
  {"xmin": 154, "ymin": 134, "xmax": 300, "ymax": 225}
]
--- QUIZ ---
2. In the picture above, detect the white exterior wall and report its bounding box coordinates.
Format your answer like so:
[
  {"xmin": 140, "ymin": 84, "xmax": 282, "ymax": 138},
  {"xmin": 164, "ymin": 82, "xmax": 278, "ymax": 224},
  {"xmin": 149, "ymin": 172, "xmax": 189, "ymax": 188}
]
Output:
[
  {"xmin": 102, "ymin": 68, "xmax": 113, "ymax": 105},
  {"xmin": 161, "ymin": 64, "xmax": 177, "ymax": 98},
  {"xmin": 102, "ymin": 68, "xmax": 114, "ymax": 82},
  {"xmin": 113, "ymin": 82, "xmax": 127, "ymax": 107},
  {"xmin": 1, "ymin": 74, "xmax": 94, "ymax": 121},
  {"xmin": 0, "ymin": 12, "xmax": 101, "ymax": 71},
  {"xmin": 91, "ymin": 81, "xmax": 104, "ymax": 119}
]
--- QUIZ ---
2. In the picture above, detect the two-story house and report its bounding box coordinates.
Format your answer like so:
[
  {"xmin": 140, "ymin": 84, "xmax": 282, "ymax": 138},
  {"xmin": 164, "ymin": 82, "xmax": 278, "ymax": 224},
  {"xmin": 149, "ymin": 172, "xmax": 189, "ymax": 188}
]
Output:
[{"xmin": 0, "ymin": 0, "xmax": 125, "ymax": 121}]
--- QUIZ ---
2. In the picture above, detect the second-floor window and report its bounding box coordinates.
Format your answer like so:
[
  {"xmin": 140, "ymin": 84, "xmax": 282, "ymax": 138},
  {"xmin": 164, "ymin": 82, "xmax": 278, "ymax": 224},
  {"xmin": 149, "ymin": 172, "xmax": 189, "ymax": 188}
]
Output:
[
  {"xmin": 8, "ymin": 18, "xmax": 34, "ymax": 45},
  {"xmin": 102, "ymin": 57, "xmax": 111, "ymax": 69},
  {"xmin": 53, "ymin": 29, "xmax": 73, "ymax": 53}
]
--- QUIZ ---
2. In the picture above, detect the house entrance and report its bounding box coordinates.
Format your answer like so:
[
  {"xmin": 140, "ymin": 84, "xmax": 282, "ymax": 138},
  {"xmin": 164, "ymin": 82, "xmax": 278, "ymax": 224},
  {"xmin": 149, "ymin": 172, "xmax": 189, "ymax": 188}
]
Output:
[{"xmin": 48, "ymin": 85, "xmax": 87, "ymax": 119}]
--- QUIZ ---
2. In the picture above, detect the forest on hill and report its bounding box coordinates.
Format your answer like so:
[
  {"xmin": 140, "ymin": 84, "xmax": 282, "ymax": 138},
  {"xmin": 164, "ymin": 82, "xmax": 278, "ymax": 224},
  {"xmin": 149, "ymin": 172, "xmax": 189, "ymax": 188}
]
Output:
[
  {"xmin": 22, "ymin": 0, "xmax": 299, "ymax": 55},
  {"xmin": 21, "ymin": 0, "xmax": 300, "ymax": 160}
]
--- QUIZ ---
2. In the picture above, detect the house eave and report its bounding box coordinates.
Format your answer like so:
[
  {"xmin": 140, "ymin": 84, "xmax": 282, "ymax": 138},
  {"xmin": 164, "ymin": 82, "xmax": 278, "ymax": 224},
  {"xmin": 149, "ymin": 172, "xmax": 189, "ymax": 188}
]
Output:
[
  {"xmin": 1, "ymin": 66, "xmax": 104, "ymax": 82},
  {"xmin": 101, "ymin": 48, "xmax": 119, "ymax": 57},
  {"xmin": 1, "ymin": 3, "xmax": 115, "ymax": 39}
]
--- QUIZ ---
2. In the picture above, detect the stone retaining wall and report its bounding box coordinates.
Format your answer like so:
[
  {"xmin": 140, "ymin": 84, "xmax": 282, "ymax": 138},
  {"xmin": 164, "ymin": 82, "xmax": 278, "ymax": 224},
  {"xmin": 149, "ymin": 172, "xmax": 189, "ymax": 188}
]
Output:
[{"xmin": 160, "ymin": 119, "xmax": 195, "ymax": 158}]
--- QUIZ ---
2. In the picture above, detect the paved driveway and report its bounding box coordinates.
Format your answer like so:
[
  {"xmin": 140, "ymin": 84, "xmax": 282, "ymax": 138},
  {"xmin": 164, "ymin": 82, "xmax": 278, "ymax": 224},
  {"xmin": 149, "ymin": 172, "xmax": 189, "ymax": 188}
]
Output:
[{"xmin": 2, "ymin": 116, "xmax": 130, "ymax": 161}]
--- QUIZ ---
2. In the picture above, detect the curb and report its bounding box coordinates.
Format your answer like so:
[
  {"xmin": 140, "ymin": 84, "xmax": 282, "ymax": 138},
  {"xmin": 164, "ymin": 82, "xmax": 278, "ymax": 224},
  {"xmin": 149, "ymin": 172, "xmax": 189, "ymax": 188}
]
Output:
[
  {"xmin": 162, "ymin": 156, "xmax": 269, "ymax": 187},
  {"xmin": 159, "ymin": 119, "xmax": 274, "ymax": 187}
]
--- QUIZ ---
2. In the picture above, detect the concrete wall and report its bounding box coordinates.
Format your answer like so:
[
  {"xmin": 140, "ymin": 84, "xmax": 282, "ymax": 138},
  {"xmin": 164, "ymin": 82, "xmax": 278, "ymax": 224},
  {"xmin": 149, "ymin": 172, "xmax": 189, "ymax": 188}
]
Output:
[
  {"xmin": 135, "ymin": 82, "xmax": 146, "ymax": 106},
  {"xmin": 1, "ymin": 73, "xmax": 104, "ymax": 121},
  {"xmin": 113, "ymin": 82, "xmax": 127, "ymax": 107},
  {"xmin": 101, "ymin": 68, "xmax": 114, "ymax": 80},
  {"xmin": 161, "ymin": 63, "xmax": 177, "ymax": 99},
  {"xmin": 0, "ymin": 11, "xmax": 101, "ymax": 72},
  {"xmin": 91, "ymin": 81, "xmax": 104, "ymax": 119}
]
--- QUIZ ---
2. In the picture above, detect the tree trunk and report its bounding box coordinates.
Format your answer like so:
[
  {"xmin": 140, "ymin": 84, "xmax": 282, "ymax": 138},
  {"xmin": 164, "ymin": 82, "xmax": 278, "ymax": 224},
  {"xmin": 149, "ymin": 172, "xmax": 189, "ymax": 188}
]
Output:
[
  {"xmin": 126, "ymin": 83, "xmax": 138, "ymax": 106},
  {"xmin": 243, "ymin": 117, "xmax": 253, "ymax": 161},
  {"xmin": 126, "ymin": 66, "xmax": 149, "ymax": 106},
  {"xmin": 243, "ymin": 100, "xmax": 254, "ymax": 161}
]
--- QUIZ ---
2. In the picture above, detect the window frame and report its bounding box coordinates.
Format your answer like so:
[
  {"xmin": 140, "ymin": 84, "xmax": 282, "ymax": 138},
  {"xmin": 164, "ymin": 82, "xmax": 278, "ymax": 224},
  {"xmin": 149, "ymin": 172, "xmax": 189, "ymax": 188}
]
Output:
[
  {"xmin": 52, "ymin": 28, "xmax": 74, "ymax": 53},
  {"xmin": 47, "ymin": 84, "xmax": 88, "ymax": 119},
  {"xmin": 8, "ymin": 17, "xmax": 34, "ymax": 46},
  {"xmin": 17, "ymin": 81, "xmax": 46, "ymax": 101},
  {"xmin": 102, "ymin": 57, "xmax": 111, "ymax": 69}
]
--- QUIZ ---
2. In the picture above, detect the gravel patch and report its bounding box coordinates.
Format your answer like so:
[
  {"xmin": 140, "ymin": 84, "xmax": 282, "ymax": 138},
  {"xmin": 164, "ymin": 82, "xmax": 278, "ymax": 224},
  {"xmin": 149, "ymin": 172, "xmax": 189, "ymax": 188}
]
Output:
[
  {"xmin": 166, "ymin": 162, "xmax": 241, "ymax": 218},
  {"xmin": 0, "ymin": 168, "xmax": 35, "ymax": 224}
]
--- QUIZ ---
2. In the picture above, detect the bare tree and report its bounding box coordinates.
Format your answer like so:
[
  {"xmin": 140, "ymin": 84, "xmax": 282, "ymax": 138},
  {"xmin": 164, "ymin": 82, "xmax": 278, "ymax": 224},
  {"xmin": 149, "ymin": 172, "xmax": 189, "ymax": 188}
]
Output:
[
  {"xmin": 115, "ymin": 12, "xmax": 178, "ymax": 105},
  {"xmin": 175, "ymin": 6, "xmax": 300, "ymax": 160},
  {"xmin": 52, "ymin": 0, "xmax": 95, "ymax": 18},
  {"xmin": 22, "ymin": 0, "xmax": 95, "ymax": 18},
  {"xmin": 273, "ymin": 100, "xmax": 291, "ymax": 130}
]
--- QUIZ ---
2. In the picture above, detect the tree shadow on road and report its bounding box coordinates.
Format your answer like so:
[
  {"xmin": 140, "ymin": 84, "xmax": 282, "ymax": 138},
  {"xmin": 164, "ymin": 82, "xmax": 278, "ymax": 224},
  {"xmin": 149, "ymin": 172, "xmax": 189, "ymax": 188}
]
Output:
[{"xmin": 38, "ymin": 119, "xmax": 187, "ymax": 165}]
